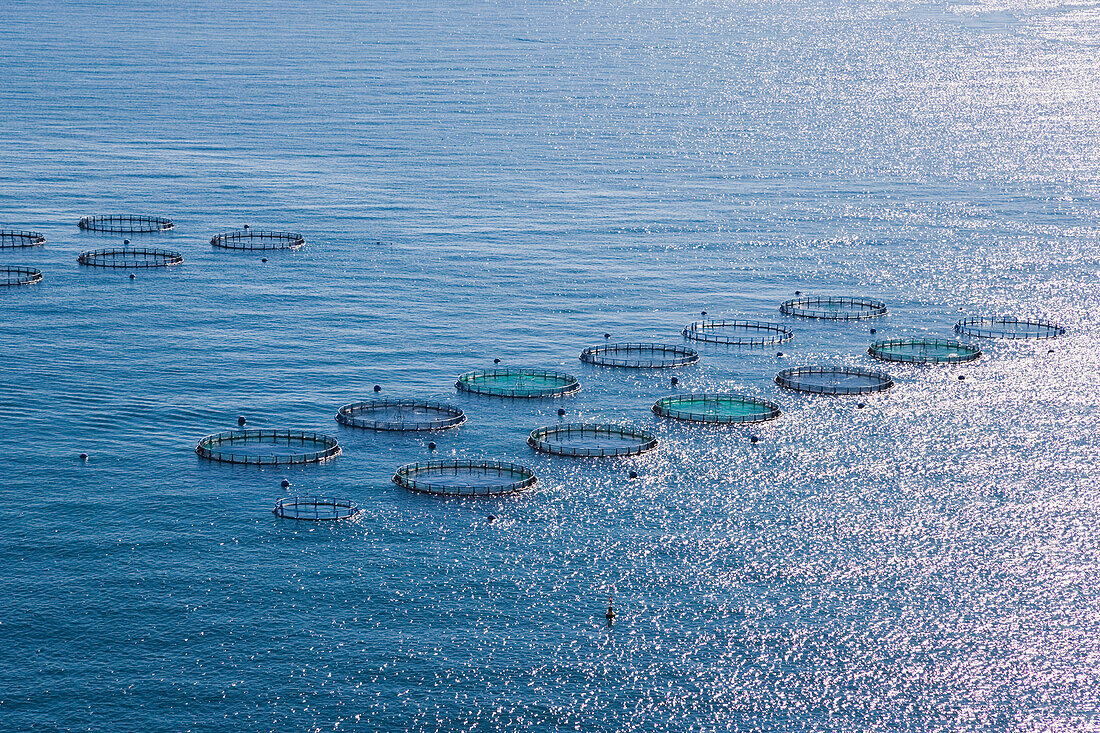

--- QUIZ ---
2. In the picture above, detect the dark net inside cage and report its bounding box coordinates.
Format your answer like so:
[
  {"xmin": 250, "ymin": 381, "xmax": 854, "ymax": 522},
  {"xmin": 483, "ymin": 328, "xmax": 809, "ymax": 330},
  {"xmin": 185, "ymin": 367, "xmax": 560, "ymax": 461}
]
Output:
[
  {"xmin": 336, "ymin": 399, "xmax": 466, "ymax": 431},
  {"xmin": 393, "ymin": 459, "xmax": 537, "ymax": 497},
  {"xmin": 456, "ymin": 369, "xmax": 580, "ymax": 398},
  {"xmin": 580, "ymin": 343, "xmax": 698, "ymax": 368},
  {"xmin": 0, "ymin": 230, "xmax": 45, "ymax": 248},
  {"xmin": 211, "ymin": 230, "xmax": 305, "ymax": 250},
  {"xmin": 527, "ymin": 423, "xmax": 658, "ymax": 457},
  {"xmin": 780, "ymin": 296, "xmax": 887, "ymax": 320},
  {"xmin": 653, "ymin": 393, "xmax": 781, "ymax": 424},
  {"xmin": 78, "ymin": 215, "xmax": 174, "ymax": 233},
  {"xmin": 78, "ymin": 247, "xmax": 183, "ymax": 268},
  {"xmin": 273, "ymin": 496, "xmax": 360, "ymax": 521},
  {"xmin": 196, "ymin": 429, "xmax": 341, "ymax": 466},
  {"xmin": 954, "ymin": 316, "xmax": 1065, "ymax": 340},
  {"xmin": 0, "ymin": 266, "xmax": 43, "ymax": 286},
  {"xmin": 776, "ymin": 366, "xmax": 893, "ymax": 395},
  {"xmin": 869, "ymin": 338, "xmax": 980, "ymax": 364},
  {"xmin": 681, "ymin": 319, "xmax": 794, "ymax": 346}
]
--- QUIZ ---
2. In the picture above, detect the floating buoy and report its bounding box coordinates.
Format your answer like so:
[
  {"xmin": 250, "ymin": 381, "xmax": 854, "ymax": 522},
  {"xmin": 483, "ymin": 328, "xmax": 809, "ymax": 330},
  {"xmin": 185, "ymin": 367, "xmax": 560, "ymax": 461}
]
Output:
[
  {"xmin": 776, "ymin": 352, "xmax": 784, "ymax": 357},
  {"xmin": 280, "ymin": 478, "xmax": 290, "ymax": 488},
  {"xmin": 670, "ymin": 376, "xmax": 678, "ymax": 387},
  {"xmin": 701, "ymin": 310, "xmax": 707, "ymax": 317},
  {"xmin": 628, "ymin": 470, "xmax": 638, "ymax": 479},
  {"xmin": 604, "ymin": 332, "xmax": 611, "ymax": 339},
  {"xmin": 128, "ymin": 273, "xmax": 136, "ymax": 279},
  {"xmin": 1048, "ymin": 349, "xmax": 1055, "ymax": 354},
  {"xmin": 958, "ymin": 375, "xmax": 966, "ymax": 381},
  {"xmin": 123, "ymin": 239, "xmax": 130, "ymax": 245},
  {"xmin": 244, "ymin": 224, "xmax": 250, "ymax": 230},
  {"xmin": 238, "ymin": 416, "xmax": 247, "ymax": 427},
  {"xmin": 794, "ymin": 290, "xmax": 801, "ymax": 296},
  {"xmin": 870, "ymin": 328, "xmax": 877, "ymax": 334},
  {"xmin": 557, "ymin": 407, "xmax": 565, "ymax": 417},
  {"xmin": 857, "ymin": 402, "xmax": 866, "ymax": 409},
  {"xmin": 373, "ymin": 385, "xmax": 382, "ymax": 393},
  {"xmin": 606, "ymin": 596, "xmax": 616, "ymax": 623},
  {"xmin": 79, "ymin": 453, "xmax": 88, "ymax": 461},
  {"xmin": 487, "ymin": 514, "xmax": 496, "ymax": 523},
  {"xmin": 493, "ymin": 358, "xmax": 500, "ymax": 364},
  {"xmin": 261, "ymin": 257, "xmax": 268, "ymax": 263},
  {"xmin": 428, "ymin": 441, "xmax": 436, "ymax": 452},
  {"xmin": 749, "ymin": 435, "xmax": 759, "ymax": 444}
]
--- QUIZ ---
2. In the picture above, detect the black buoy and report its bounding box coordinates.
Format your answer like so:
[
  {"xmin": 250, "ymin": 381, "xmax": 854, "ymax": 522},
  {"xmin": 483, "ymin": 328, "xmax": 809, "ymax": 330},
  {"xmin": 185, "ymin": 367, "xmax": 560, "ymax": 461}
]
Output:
[
  {"xmin": 487, "ymin": 514, "xmax": 496, "ymax": 523},
  {"xmin": 428, "ymin": 441, "xmax": 436, "ymax": 452},
  {"xmin": 1048, "ymin": 349, "xmax": 1055, "ymax": 354},
  {"xmin": 604, "ymin": 332, "xmax": 611, "ymax": 339},
  {"xmin": 373, "ymin": 385, "xmax": 382, "ymax": 393},
  {"xmin": 493, "ymin": 358, "xmax": 500, "ymax": 364},
  {"xmin": 79, "ymin": 453, "xmax": 88, "ymax": 461},
  {"xmin": 244, "ymin": 224, "xmax": 250, "ymax": 230},
  {"xmin": 794, "ymin": 290, "xmax": 801, "ymax": 295},
  {"xmin": 870, "ymin": 328, "xmax": 876, "ymax": 334},
  {"xmin": 670, "ymin": 376, "xmax": 678, "ymax": 387},
  {"xmin": 123, "ymin": 239, "xmax": 130, "ymax": 245},
  {"xmin": 750, "ymin": 435, "xmax": 759, "ymax": 444},
  {"xmin": 958, "ymin": 375, "xmax": 966, "ymax": 381},
  {"xmin": 281, "ymin": 479, "xmax": 290, "ymax": 489},
  {"xmin": 857, "ymin": 402, "xmax": 866, "ymax": 409},
  {"xmin": 701, "ymin": 311, "xmax": 707, "ymax": 317},
  {"xmin": 237, "ymin": 416, "xmax": 246, "ymax": 427},
  {"xmin": 606, "ymin": 596, "xmax": 616, "ymax": 624},
  {"xmin": 261, "ymin": 257, "xmax": 268, "ymax": 263},
  {"xmin": 129, "ymin": 273, "xmax": 136, "ymax": 279},
  {"xmin": 776, "ymin": 352, "xmax": 784, "ymax": 357},
  {"xmin": 628, "ymin": 470, "xmax": 638, "ymax": 479},
  {"xmin": 557, "ymin": 407, "xmax": 565, "ymax": 417}
]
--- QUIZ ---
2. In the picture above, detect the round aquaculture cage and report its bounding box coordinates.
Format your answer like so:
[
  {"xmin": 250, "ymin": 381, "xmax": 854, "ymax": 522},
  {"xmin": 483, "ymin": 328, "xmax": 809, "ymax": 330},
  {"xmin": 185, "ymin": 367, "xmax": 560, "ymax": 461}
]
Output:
[
  {"xmin": 195, "ymin": 429, "xmax": 341, "ymax": 466},
  {"xmin": 527, "ymin": 423, "xmax": 658, "ymax": 457},
  {"xmin": 653, "ymin": 393, "xmax": 781, "ymax": 424},
  {"xmin": 869, "ymin": 338, "xmax": 981, "ymax": 364},
  {"xmin": 0, "ymin": 266, "xmax": 42, "ymax": 286},
  {"xmin": 336, "ymin": 399, "xmax": 466, "ymax": 431},
  {"xmin": 78, "ymin": 215, "xmax": 174, "ymax": 233},
  {"xmin": 580, "ymin": 343, "xmax": 698, "ymax": 368},
  {"xmin": 77, "ymin": 247, "xmax": 183, "ymax": 268},
  {"xmin": 211, "ymin": 229, "xmax": 305, "ymax": 250},
  {"xmin": 681, "ymin": 319, "xmax": 794, "ymax": 346},
  {"xmin": 954, "ymin": 316, "xmax": 1065, "ymax": 340},
  {"xmin": 780, "ymin": 296, "xmax": 887, "ymax": 320},
  {"xmin": 273, "ymin": 496, "xmax": 360, "ymax": 521},
  {"xmin": 0, "ymin": 230, "xmax": 45, "ymax": 248},
  {"xmin": 393, "ymin": 459, "xmax": 537, "ymax": 497},
  {"xmin": 776, "ymin": 366, "xmax": 893, "ymax": 395},
  {"xmin": 455, "ymin": 369, "xmax": 580, "ymax": 398}
]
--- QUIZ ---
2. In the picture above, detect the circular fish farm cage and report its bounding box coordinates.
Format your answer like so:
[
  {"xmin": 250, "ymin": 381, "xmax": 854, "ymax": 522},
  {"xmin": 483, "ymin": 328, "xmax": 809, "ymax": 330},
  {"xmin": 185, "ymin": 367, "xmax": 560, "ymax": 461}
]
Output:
[
  {"xmin": 77, "ymin": 247, "xmax": 183, "ymax": 268},
  {"xmin": 681, "ymin": 319, "xmax": 794, "ymax": 346},
  {"xmin": 527, "ymin": 423, "xmax": 658, "ymax": 457},
  {"xmin": 580, "ymin": 343, "xmax": 698, "ymax": 368},
  {"xmin": 336, "ymin": 399, "xmax": 466, "ymax": 431},
  {"xmin": 77, "ymin": 215, "xmax": 174, "ymax": 233},
  {"xmin": 211, "ymin": 229, "xmax": 305, "ymax": 250},
  {"xmin": 0, "ymin": 230, "xmax": 45, "ymax": 248},
  {"xmin": 780, "ymin": 296, "xmax": 887, "ymax": 320},
  {"xmin": 455, "ymin": 369, "xmax": 580, "ymax": 398},
  {"xmin": 653, "ymin": 393, "xmax": 781, "ymax": 424},
  {"xmin": 273, "ymin": 496, "xmax": 360, "ymax": 521},
  {"xmin": 0, "ymin": 266, "xmax": 43, "ymax": 286},
  {"xmin": 195, "ymin": 429, "xmax": 341, "ymax": 466},
  {"xmin": 869, "ymin": 338, "xmax": 981, "ymax": 364},
  {"xmin": 776, "ymin": 366, "xmax": 893, "ymax": 395},
  {"xmin": 954, "ymin": 316, "xmax": 1065, "ymax": 340},
  {"xmin": 393, "ymin": 459, "xmax": 537, "ymax": 497}
]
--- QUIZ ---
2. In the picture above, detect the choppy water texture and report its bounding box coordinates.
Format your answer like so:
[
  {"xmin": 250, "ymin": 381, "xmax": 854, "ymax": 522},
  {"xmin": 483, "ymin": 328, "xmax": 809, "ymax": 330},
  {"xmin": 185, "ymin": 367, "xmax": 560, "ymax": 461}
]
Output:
[{"xmin": 1, "ymin": 0, "xmax": 1099, "ymax": 730}]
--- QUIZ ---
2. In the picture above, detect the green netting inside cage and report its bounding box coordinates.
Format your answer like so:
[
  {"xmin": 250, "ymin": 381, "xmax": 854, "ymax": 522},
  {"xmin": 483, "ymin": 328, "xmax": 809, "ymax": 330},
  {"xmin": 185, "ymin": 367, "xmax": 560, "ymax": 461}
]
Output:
[
  {"xmin": 681, "ymin": 319, "xmax": 794, "ymax": 345},
  {"xmin": 776, "ymin": 366, "xmax": 893, "ymax": 395},
  {"xmin": 653, "ymin": 393, "xmax": 781, "ymax": 424},
  {"xmin": 336, "ymin": 399, "xmax": 466, "ymax": 431},
  {"xmin": 0, "ymin": 230, "xmax": 45, "ymax": 248},
  {"xmin": 273, "ymin": 496, "xmax": 360, "ymax": 520},
  {"xmin": 196, "ymin": 429, "xmax": 341, "ymax": 465},
  {"xmin": 78, "ymin": 215, "xmax": 174, "ymax": 233},
  {"xmin": 780, "ymin": 296, "xmax": 887, "ymax": 320},
  {"xmin": 580, "ymin": 343, "xmax": 698, "ymax": 368},
  {"xmin": 0, "ymin": 266, "xmax": 42, "ymax": 286},
  {"xmin": 528, "ymin": 423, "xmax": 658, "ymax": 457},
  {"xmin": 954, "ymin": 316, "xmax": 1065, "ymax": 340},
  {"xmin": 211, "ymin": 229, "xmax": 305, "ymax": 250},
  {"xmin": 393, "ymin": 459, "xmax": 537, "ymax": 497},
  {"xmin": 78, "ymin": 247, "xmax": 183, "ymax": 268},
  {"xmin": 456, "ymin": 369, "xmax": 580, "ymax": 398},
  {"xmin": 869, "ymin": 338, "xmax": 980, "ymax": 364}
]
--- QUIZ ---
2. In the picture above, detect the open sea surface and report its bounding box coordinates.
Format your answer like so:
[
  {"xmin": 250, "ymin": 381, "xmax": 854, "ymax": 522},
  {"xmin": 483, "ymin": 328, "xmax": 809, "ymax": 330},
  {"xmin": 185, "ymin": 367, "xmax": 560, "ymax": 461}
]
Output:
[{"xmin": 1, "ymin": 0, "xmax": 1099, "ymax": 730}]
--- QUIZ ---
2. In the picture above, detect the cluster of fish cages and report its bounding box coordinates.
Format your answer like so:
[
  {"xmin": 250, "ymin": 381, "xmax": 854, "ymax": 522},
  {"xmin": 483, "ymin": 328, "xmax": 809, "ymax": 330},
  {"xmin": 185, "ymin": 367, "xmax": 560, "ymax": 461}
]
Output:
[
  {"xmin": 211, "ymin": 229, "xmax": 305, "ymax": 250},
  {"xmin": 527, "ymin": 423, "xmax": 658, "ymax": 457},
  {"xmin": 580, "ymin": 343, "xmax": 698, "ymax": 368},
  {"xmin": 393, "ymin": 459, "xmax": 537, "ymax": 497},
  {"xmin": 0, "ymin": 266, "xmax": 43, "ymax": 286},
  {"xmin": 77, "ymin": 247, "xmax": 184, "ymax": 268},
  {"xmin": 0, "ymin": 230, "xmax": 45, "ymax": 248},
  {"xmin": 78, "ymin": 215, "xmax": 174, "ymax": 233},
  {"xmin": 681, "ymin": 319, "xmax": 793, "ymax": 346},
  {"xmin": 336, "ymin": 399, "xmax": 466, "ymax": 431},
  {"xmin": 196, "ymin": 429, "xmax": 341, "ymax": 466}
]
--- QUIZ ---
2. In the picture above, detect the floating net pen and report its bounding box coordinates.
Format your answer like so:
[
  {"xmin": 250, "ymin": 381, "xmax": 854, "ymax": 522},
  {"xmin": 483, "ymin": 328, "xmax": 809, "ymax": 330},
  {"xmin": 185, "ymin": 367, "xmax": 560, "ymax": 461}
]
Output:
[
  {"xmin": 681, "ymin": 319, "xmax": 793, "ymax": 346},
  {"xmin": 336, "ymin": 399, "xmax": 466, "ymax": 431},
  {"xmin": 273, "ymin": 496, "xmax": 360, "ymax": 521},
  {"xmin": 195, "ymin": 429, "xmax": 341, "ymax": 465},
  {"xmin": 954, "ymin": 316, "xmax": 1065, "ymax": 340},
  {"xmin": 527, "ymin": 423, "xmax": 658, "ymax": 457},
  {"xmin": 455, "ymin": 369, "xmax": 580, "ymax": 398},
  {"xmin": 0, "ymin": 230, "xmax": 45, "ymax": 248},
  {"xmin": 78, "ymin": 215, "xmax": 174, "ymax": 233},
  {"xmin": 211, "ymin": 230, "xmax": 305, "ymax": 250},
  {"xmin": 776, "ymin": 366, "xmax": 893, "ymax": 395},
  {"xmin": 580, "ymin": 343, "xmax": 698, "ymax": 368},
  {"xmin": 869, "ymin": 338, "xmax": 980, "ymax": 364},
  {"xmin": 652, "ymin": 393, "xmax": 781, "ymax": 424},
  {"xmin": 393, "ymin": 459, "xmax": 537, "ymax": 497},
  {"xmin": 0, "ymin": 266, "xmax": 43, "ymax": 286},
  {"xmin": 77, "ymin": 247, "xmax": 183, "ymax": 268},
  {"xmin": 780, "ymin": 296, "xmax": 887, "ymax": 320}
]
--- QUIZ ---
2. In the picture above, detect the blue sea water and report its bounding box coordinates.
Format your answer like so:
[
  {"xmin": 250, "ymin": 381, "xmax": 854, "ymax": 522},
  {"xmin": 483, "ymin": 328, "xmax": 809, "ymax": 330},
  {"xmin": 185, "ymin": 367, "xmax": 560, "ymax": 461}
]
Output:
[{"xmin": 1, "ymin": 0, "xmax": 1099, "ymax": 730}]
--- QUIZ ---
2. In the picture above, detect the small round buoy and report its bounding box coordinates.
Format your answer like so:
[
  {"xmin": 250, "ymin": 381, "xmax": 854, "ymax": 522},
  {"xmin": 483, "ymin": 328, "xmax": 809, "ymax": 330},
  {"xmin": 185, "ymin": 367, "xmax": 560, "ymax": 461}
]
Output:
[
  {"xmin": 79, "ymin": 453, "xmax": 88, "ymax": 461},
  {"xmin": 123, "ymin": 239, "xmax": 130, "ymax": 245},
  {"xmin": 857, "ymin": 402, "xmax": 866, "ymax": 409},
  {"xmin": 606, "ymin": 597, "xmax": 616, "ymax": 622},
  {"xmin": 129, "ymin": 273, "xmax": 136, "ymax": 280},
  {"xmin": 261, "ymin": 257, "xmax": 268, "ymax": 263},
  {"xmin": 244, "ymin": 224, "xmax": 250, "ymax": 230},
  {"xmin": 701, "ymin": 310, "xmax": 707, "ymax": 317},
  {"xmin": 670, "ymin": 376, "xmax": 679, "ymax": 387},
  {"xmin": 776, "ymin": 352, "xmax": 784, "ymax": 357},
  {"xmin": 487, "ymin": 514, "xmax": 496, "ymax": 523},
  {"xmin": 376, "ymin": 241, "xmax": 380, "ymax": 245},
  {"xmin": 557, "ymin": 407, "xmax": 565, "ymax": 417},
  {"xmin": 280, "ymin": 479, "xmax": 290, "ymax": 489},
  {"xmin": 493, "ymin": 358, "xmax": 500, "ymax": 364},
  {"xmin": 373, "ymin": 385, "xmax": 382, "ymax": 393},
  {"xmin": 1048, "ymin": 349, "xmax": 1055, "ymax": 354},
  {"xmin": 749, "ymin": 435, "xmax": 759, "ymax": 444},
  {"xmin": 870, "ymin": 328, "xmax": 876, "ymax": 334},
  {"xmin": 958, "ymin": 375, "xmax": 965, "ymax": 381},
  {"xmin": 428, "ymin": 441, "xmax": 437, "ymax": 452},
  {"xmin": 237, "ymin": 416, "xmax": 247, "ymax": 427},
  {"xmin": 628, "ymin": 470, "xmax": 638, "ymax": 479},
  {"xmin": 604, "ymin": 332, "xmax": 611, "ymax": 339},
  {"xmin": 794, "ymin": 290, "xmax": 801, "ymax": 296}
]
